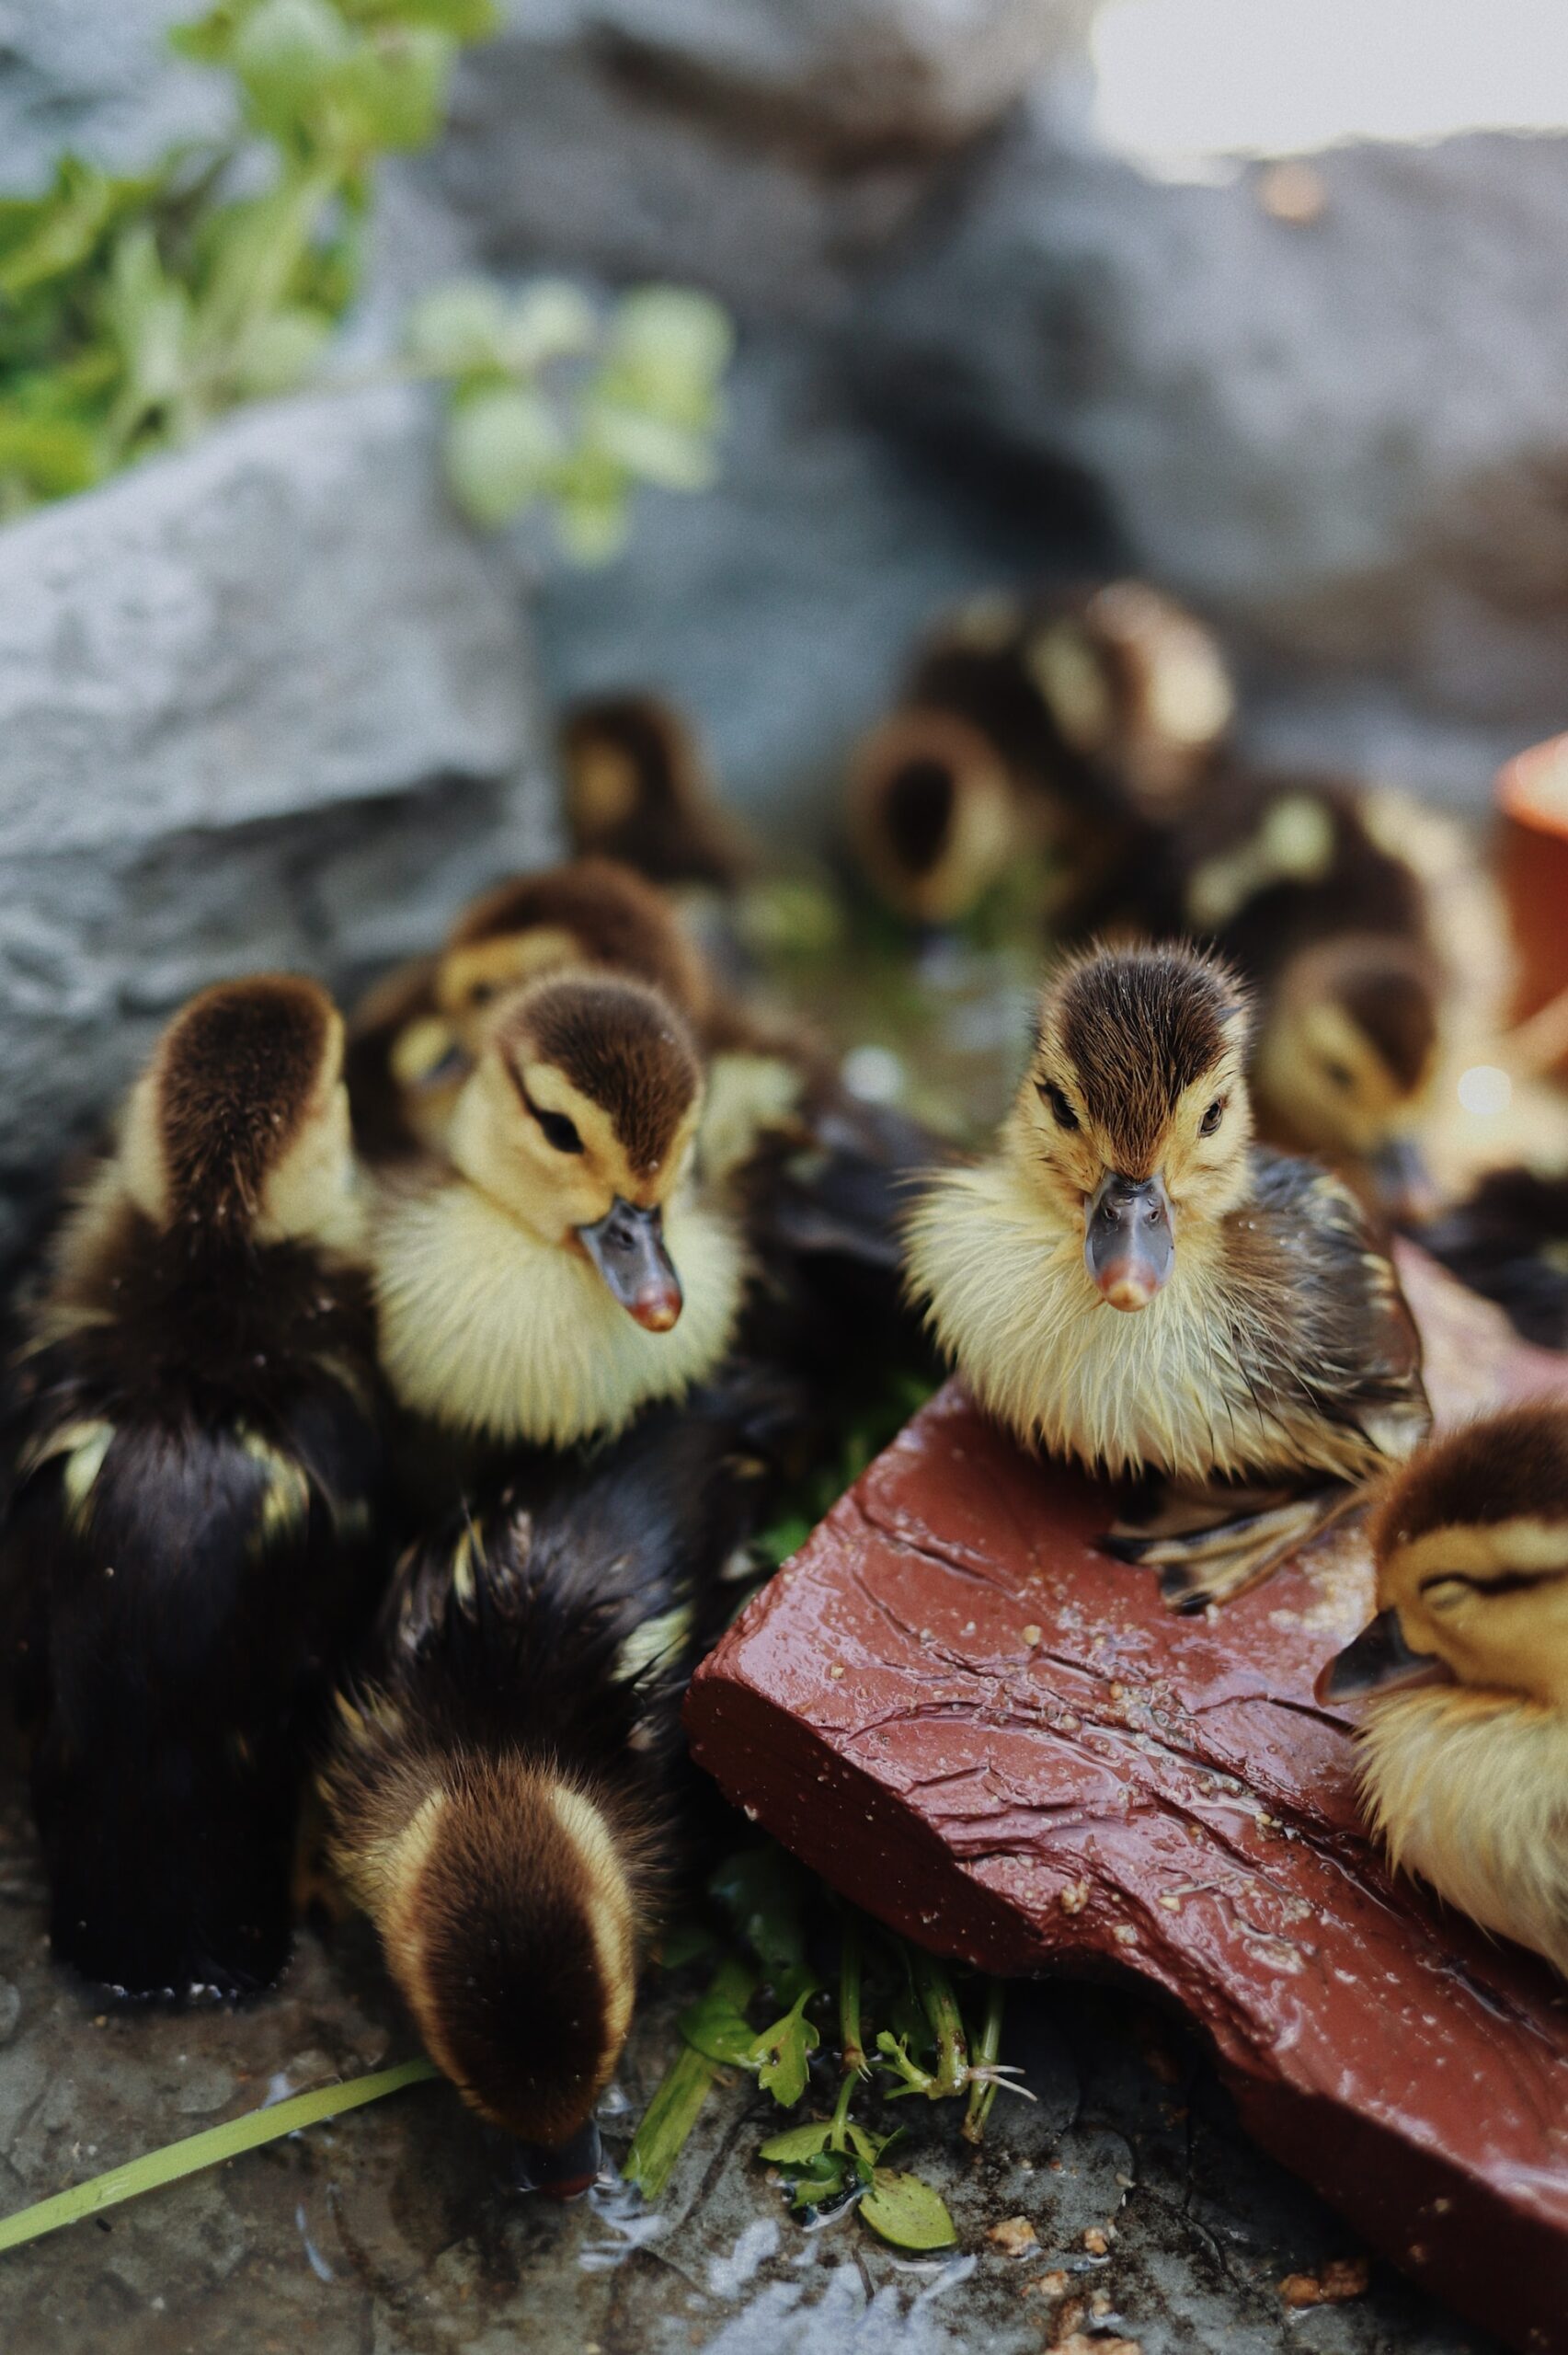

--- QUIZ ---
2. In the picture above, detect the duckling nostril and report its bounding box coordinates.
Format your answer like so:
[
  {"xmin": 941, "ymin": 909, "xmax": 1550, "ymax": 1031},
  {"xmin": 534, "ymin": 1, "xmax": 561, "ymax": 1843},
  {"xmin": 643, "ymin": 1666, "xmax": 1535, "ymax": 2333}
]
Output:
[{"xmin": 1085, "ymin": 1171, "xmax": 1174, "ymax": 1310}]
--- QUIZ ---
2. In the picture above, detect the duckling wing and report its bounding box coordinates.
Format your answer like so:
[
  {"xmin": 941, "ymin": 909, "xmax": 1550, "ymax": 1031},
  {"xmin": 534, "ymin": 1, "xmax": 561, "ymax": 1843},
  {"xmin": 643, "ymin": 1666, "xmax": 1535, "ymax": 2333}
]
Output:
[{"xmin": 1240, "ymin": 1149, "xmax": 1432, "ymax": 1474}]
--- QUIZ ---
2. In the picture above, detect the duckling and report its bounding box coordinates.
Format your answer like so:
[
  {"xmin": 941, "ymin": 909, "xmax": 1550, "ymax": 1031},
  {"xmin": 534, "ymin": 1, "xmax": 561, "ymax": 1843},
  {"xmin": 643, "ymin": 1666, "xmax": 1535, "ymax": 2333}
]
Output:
[
  {"xmin": 1322, "ymin": 1403, "xmax": 1568, "ymax": 1979},
  {"xmin": 1117, "ymin": 767, "xmax": 1446, "ymax": 1211},
  {"xmin": 1420, "ymin": 1166, "xmax": 1568, "ymax": 1352},
  {"xmin": 561, "ymin": 692, "xmax": 751, "ymax": 890},
  {"xmin": 876, "ymin": 580, "xmax": 1233, "ymax": 926},
  {"xmin": 372, "ymin": 971, "xmax": 748, "ymax": 1454},
  {"xmin": 904, "ymin": 942, "xmax": 1431, "ymax": 1608},
  {"xmin": 846, "ymin": 705, "xmax": 1020, "ymax": 928},
  {"xmin": 5, "ymin": 978, "xmax": 383, "ymax": 1997},
  {"xmin": 345, "ymin": 856, "xmax": 714, "ymax": 1163},
  {"xmin": 320, "ymin": 1372, "xmax": 806, "ymax": 2185}
]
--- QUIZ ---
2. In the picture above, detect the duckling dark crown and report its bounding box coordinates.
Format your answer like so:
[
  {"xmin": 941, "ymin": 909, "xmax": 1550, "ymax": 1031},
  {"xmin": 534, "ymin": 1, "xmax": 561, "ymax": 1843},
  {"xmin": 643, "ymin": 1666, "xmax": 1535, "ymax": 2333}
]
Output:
[
  {"xmin": 563, "ymin": 695, "xmax": 686, "ymax": 800},
  {"xmin": 1049, "ymin": 944, "xmax": 1247, "ymax": 1171},
  {"xmin": 1328, "ymin": 941, "xmax": 1437, "ymax": 1090},
  {"xmin": 155, "ymin": 975, "xmax": 333, "ymax": 1226},
  {"xmin": 502, "ymin": 973, "xmax": 701, "ymax": 1177},
  {"xmin": 1379, "ymin": 1405, "xmax": 1568, "ymax": 1555}
]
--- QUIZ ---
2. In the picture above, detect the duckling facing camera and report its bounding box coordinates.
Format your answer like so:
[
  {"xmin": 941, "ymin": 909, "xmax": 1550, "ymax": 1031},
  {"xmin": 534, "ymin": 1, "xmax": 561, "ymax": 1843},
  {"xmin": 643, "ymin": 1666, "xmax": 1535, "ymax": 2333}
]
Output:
[
  {"xmin": 904, "ymin": 942, "xmax": 1431, "ymax": 1607},
  {"xmin": 1322, "ymin": 1404, "xmax": 1568, "ymax": 1979},
  {"xmin": 6, "ymin": 978, "xmax": 383, "ymax": 1998},
  {"xmin": 321, "ymin": 1374, "xmax": 806, "ymax": 2183},
  {"xmin": 372, "ymin": 970, "xmax": 748, "ymax": 1453}
]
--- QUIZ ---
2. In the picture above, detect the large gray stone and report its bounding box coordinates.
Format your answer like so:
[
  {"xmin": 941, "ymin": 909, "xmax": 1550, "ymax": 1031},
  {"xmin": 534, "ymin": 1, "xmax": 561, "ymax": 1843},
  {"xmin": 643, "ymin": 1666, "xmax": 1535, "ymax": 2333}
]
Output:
[
  {"xmin": 430, "ymin": 0, "xmax": 1093, "ymax": 316},
  {"xmin": 0, "ymin": 0, "xmax": 225, "ymax": 188},
  {"xmin": 857, "ymin": 98, "xmax": 1568, "ymax": 749},
  {"xmin": 0, "ymin": 384, "xmax": 552, "ymax": 1260}
]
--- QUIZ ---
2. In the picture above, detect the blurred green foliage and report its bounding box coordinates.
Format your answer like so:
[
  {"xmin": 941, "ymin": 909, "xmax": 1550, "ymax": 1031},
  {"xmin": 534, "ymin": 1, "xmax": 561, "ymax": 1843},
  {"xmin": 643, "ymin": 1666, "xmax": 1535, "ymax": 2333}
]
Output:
[{"xmin": 0, "ymin": 0, "xmax": 732, "ymax": 550}]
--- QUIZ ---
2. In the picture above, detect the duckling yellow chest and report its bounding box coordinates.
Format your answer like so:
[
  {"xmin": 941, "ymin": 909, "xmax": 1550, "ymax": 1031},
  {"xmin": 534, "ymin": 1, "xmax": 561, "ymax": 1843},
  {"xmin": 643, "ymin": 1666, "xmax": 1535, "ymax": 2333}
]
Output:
[
  {"xmin": 905, "ymin": 1163, "xmax": 1297, "ymax": 1481},
  {"xmin": 373, "ymin": 1181, "xmax": 748, "ymax": 1448},
  {"xmin": 1356, "ymin": 1689, "xmax": 1568, "ymax": 1978}
]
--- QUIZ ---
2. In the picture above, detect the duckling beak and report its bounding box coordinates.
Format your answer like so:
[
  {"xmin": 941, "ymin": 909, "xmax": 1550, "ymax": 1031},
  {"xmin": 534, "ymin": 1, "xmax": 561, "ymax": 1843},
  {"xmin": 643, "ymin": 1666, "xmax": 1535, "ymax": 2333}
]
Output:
[
  {"xmin": 1317, "ymin": 1607, "xmax": 1448, "ymax": 1702},
  {"xmin": 1084, "ymin": 1171, "xmax": 1174, "ymax": 1312},
  {"xmin": 577, "ymin": 1198, "xmax": 683, "ymax": 1330},
  {"xmin": 510, "ymin": 2117, "xmax": 603, "ymax": 2200}
]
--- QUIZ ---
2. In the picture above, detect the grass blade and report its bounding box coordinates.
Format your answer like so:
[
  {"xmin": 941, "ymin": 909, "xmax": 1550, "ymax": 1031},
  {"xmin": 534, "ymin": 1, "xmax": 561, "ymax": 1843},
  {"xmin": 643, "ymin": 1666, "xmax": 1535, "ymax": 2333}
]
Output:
[
  {"xmin": 625, "ymin": 1958, "xmax": 755, "ymax": 2202},
  {"xmin": 0, "ymin": 2057, "xmax": 439, "ymax": 2257}
]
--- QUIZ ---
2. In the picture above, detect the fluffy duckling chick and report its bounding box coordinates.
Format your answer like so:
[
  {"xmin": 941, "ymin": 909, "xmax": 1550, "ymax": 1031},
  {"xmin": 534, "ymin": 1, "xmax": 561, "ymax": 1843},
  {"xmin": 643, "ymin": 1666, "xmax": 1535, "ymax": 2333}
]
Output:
[
  {"xmin": 320, "ymin": 1374, "xmax": 804, "ymax": 2186},
  {"xmin": 346, "ymin": 857, "xmax": 715, "ymax": 1164},
  {"xmin": 1322, "ymin": 1404, "xmax": 1568, "ymax": 1979},
  {"xmin": 372, "ymin": 971, "xmax": 747, "ymax": 1452},
  {"xmin": 846, "ymin": 705, "xmax": 1020, "ymax": 927},
  {"xmin": 897, "ymin": 580, "xmax": 1233, "ymax": 925},
  {"xmin": 6, "ymin": 978, "xmax": 382, "ymax": 1997},
  {"xmin": 904, "ymin": 942, "xmax": 1431, "ymax": 1607},
  {"xmin": 1125, "ymin": 768, "xmax": 1445, "ymax": 1212},
  {"xmin": 1420, "ymin": 1166, "xmax": 1568, "ymax": 1352},
  {"xmin": 561, "ymin": 693, "xmax": 751, "ymax": 890}
]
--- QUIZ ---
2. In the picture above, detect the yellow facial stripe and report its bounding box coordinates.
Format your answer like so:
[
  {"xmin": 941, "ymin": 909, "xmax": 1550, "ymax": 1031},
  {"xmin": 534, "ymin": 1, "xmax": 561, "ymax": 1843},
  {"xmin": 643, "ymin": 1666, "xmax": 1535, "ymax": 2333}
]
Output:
[
  {"xmin": 439, "ymin": 929, "xmax": 580, "ymax": 1019},
  {"xmin": 1388, "ymin": 1516, "xmax": 1568, "ymax": 1588},
  {"xmin": 550, "ymin": 1785, "xmax": 636, "ymax": 2051}
]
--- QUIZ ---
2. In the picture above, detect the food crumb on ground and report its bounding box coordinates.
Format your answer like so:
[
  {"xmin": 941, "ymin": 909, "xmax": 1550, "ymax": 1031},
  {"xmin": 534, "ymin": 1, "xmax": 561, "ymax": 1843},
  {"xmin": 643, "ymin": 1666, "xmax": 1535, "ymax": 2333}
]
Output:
[
  {"xmin": 1278, "ymin": 2257, "xmax": 1371, "ymax": 2307},
  {"xmin": 986, "ymin": 2214, "xmax": 1037, "ymax": 2256}
]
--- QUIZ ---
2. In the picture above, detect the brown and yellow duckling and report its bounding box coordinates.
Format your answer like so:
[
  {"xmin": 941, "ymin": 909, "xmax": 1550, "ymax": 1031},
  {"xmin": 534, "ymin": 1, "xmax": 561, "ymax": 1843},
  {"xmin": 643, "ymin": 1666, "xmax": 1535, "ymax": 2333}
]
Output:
[
  {"xmin": 904, "ymin": 942, "xmax": 1431, "ymax": 1607},
  {"xmin": 346, "ymin": 856, "xmax": 714, "ymax": 1163},
  {"xmin": 372, "ymin": 970, "xmax": 748, "ymax": 1454},
  {"xmin": 1322, "ymin": 1403, "xmax": 1568, "ymax": 1979},
  {"xmin": 1117, "ymin": 767, "xmax": 1448, "ymax": 1212},
  {"xmin": 321, "ymin": 1372, "xmax": 807, "ymax": 2189},
  {"xmin": 850, "ymin": 578, "xmax": 1234, "ymax": 929},
  {"xmin": 561, "ymin": 692, "xmax": 751, "ymax": 890},
  {"xmin": 5, "ymin": 978, "xmax": 383, "ymax": 1997}
]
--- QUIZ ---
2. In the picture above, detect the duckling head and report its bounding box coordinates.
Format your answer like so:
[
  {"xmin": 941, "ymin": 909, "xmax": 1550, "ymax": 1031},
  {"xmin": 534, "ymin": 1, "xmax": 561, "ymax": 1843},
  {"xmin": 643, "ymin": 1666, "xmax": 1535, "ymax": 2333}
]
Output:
[
  {"xmin": 1253, "ymin": 934, "xmax": 1440, "ymax": 1193},
  {"xmin": 120, "ymin": 974, "xmax": 356, "ymax": 1251},
  {"xmin": 848, "ymin": 706, "xmax": 1019, "ymax": 927},
  {"xmin": 561, "ymin": 694, "xmax": 746, "ymax": 886},
  {"xmin": 1011, "ymin": 942, "xmax": 1253, "ymax": 1312},
  {"xmin": 1323, "ymin": 1404, "xmax": 1568, "ymax": 1710},
  {"xmin": 383, "ymin": 1760, "xmax": 642, "ymax": 2156},
  {"xmin": 434, "ymin": 856, "xmax": 711, "ymax": 1057},
  {"xmin": 448, "ymin": 971, "xmax": 704, "ymax": 1329},
  {"xmin": 1024, "ymin": 579, "xmax": 1234, "ymax": 815}
]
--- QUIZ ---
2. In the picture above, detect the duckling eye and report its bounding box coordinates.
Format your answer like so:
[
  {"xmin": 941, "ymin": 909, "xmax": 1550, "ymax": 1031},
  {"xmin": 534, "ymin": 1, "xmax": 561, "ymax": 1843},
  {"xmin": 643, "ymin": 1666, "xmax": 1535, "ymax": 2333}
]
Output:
[
  {"xmin": 1322, "ymin": 1058, "xmax": 1355, "ymax": 1092},
  {"xmin": 516, "ymin": 1077, "xmax": 585, "ymax": 1155},
  {"xmin": 467, "ymin": 980, "xmax": 498, "ymax": 1009},
  {"xmin": 1199, "ymin": 1097, "xmax": 1226, "ymax": 1136},
  {"xmin": 1418, "ymin": 1575, "xmax": 1473, "ymax": 1610},
  {"xmin": 535, "ymin": 1106, "xmax": 584, "ymax": 1155},
  {"xmin": 1038, "ymin": 1081, "xmax": 1079, "ymax": 1132}
]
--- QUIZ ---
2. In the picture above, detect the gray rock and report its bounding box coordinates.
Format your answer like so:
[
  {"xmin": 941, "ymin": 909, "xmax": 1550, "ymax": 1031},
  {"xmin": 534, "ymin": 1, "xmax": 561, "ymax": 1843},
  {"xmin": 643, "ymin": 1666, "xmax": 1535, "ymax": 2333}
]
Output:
[
  {"xmin": 0, "ymin": 385, "xmax": 553, "ymax": 1262},
  {"xmin": 429, "ymin": 0, "xmax": 1093, "ymax": 316},
  {"xmin": 0, "ymin": 0, "xmax": 226, "ymax": 189},
  {"xmin": 858, "ymin": 98, "xmax": 1568, "ymax": 749}
]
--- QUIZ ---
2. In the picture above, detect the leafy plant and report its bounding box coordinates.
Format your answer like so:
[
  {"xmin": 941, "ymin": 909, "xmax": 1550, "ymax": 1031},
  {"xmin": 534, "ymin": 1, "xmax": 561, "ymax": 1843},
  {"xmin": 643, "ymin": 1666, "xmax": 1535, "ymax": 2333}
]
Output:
[
  {"xmin": 627, "ymin": 1843, "xmax": 1032, "ymax": 2254},
  {"xmin": 0, "ymin": 0, "xmax": 733, "ymax": 553}
]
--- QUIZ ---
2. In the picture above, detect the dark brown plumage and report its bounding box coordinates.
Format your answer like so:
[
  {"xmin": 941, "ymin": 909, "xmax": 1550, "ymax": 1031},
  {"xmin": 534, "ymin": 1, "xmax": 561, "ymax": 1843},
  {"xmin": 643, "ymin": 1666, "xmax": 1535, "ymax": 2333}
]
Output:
[
  {"xmin": 498, "ymin": 973, "xmax": 704, "ymax": 1182},
  {"xmin": 443, "ymin": 856, "xmax": 712, "ymax": 1030},
  {"xmin": 846, "ymin": 706, "xmax": 1018, "ymax": 927},
  {"xmin": 6, "ymin": 978, "xmax": 383, "ymax": 1998},
  {"xmin": 1418, "ymin": 1167, "xmax": 1568, "ymax": 1352},
  {"xmin": 1375, "ymin": 1401, "xmax": 1568, "ymax": 1555},
  {"xmin": 322, "ymin": 1373, "xmax": 808, "ymax": 2160},
  {"xmin": 561, "ymin": 694, "xmax": 750, "ymax": 889},
  {"xmin": 1055, "ymin": 941, "xmax": 1243, "ymax": 1175}
]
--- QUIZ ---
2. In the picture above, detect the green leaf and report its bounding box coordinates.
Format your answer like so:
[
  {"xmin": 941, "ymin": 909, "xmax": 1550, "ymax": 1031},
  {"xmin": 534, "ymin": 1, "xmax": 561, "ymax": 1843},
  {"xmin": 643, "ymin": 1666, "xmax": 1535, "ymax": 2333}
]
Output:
[
  {"xmin": 844, "ymin": 2120, "xmax": 898, "ymax": 2166},
  {"xmin": 0, "ymin": 2060, "xmax": 438, "ymax": 2256},
  {"xmin": 405, "ymin": 276, "xmax": 509, "ymax": 373},
  {"xmin": 591, "ymin": 405, "xmax": 715, "ymax": 492},
  {"xmin": 610, "ymin": 285, "xmax": 733, "ymax": 394},
  {"xmin": 501, "ymin": 279, "xmax": 598, "ymax": 371},
  {"xmin": 0, "ymin": 409, "xmax": 101, "ymax": 500},
  {"xmin": 330, "ymin": 27, "xmax": 452, "ymax": 154},
  {"xmin": 551, "ymin": 475, "xmax": 630, "ymax": 566},
  {"xmin": 677, "ymin": 1988, "xmax": 757, "ymax": 2069},
  {"xmin": 624, "ymin": 1958, "xmax": 756, "ymax": 2203},
  {"xmin": 348, "ymin": 0, "xmax": 498, "ymax": 32},
  {"xmin": 655, "ymin": 1917, "xmax": 716, "ymax": 1970},
  {"xmin": 231, "ymin": 0, "xmax": 352, "ymax": 141},
  {"xmin": 230, "ymin": 300, "xmax": 333, "ymax": 393},
  {"xmin": 0, "ymin": 162, "xmax": 139, "ymax": 301},
  {"xmin": 859, "ymin": 2169, "xmax": 958, "ymax": 2253},
  {"xmin": 708, "ymin": 1846, "xmax": 815, "ymax": 2004},
  {"xmin": 443, "ymin": 382, "xmax": 562, "ymax": 528},
  {"xmin": 786, "ymin": 2148, "xmax": 851, "ymax": 2211},
  {"xmin": 757, "ymin": 2120, "xmax": 833, "ymax": 2165},
  {"xmin": 752, "ymin": 1990, "xmax": 819, "ymax": 2109}
]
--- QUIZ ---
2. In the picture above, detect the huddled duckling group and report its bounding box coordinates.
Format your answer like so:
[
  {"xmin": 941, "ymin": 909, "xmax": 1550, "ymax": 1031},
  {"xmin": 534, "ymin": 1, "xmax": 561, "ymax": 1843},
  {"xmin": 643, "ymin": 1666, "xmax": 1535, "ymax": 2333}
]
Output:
[{"xmin": 4, "ymin": 589, "xmax": 1565, "ymax": 2202}]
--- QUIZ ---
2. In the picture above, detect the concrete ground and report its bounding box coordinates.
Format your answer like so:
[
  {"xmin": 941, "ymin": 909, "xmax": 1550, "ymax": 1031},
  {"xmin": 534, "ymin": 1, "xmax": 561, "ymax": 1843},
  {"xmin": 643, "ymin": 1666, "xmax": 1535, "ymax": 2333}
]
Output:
[{"xmin": 0, "ymin": 1773, "xmax": 1500, "ymax": 2355}]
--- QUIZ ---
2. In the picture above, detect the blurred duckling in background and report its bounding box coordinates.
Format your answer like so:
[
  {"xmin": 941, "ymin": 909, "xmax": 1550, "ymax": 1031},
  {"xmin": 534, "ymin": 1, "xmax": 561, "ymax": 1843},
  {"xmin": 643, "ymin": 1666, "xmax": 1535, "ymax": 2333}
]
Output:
[
  {"xmin": 346, "ymin": 856, "xmax": 714, "ymax": 1163},
  {"xmin": 6, "ymin": 978, "xmax": 383, "ymax": 1998},
  {"xmin": 905, "ymin": 943, "xmax": 1431, "ymax": 1607},
  {"xmin": 321, "ymin": 1373, "xmax": 806, "ymax": 2190},
  {"xmin": 560, "ymin": 692, "xmax": 752, "ymax": 891},
  {"xmin": 372, "ymin": 970, "xmax": 748, "ymax": 1453},
  {"xmin": 846, "ymin": 705, "xmax": 1019, "ymax": 929},
  {"xmin": 1420, "ymin": 1165, "xmax": 1568, "ymax": 1353},
  {"xmin": 1322, "ymin": 1403, "xmax": 1568, "ymax": 1980},
  {"xmin": 850, "ymin": 578, "xmax": 1234, "ymax": 930},
  {"xmin": 1116, "ymin": 768, "xmax": 1448, "ymax": 1215}
]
